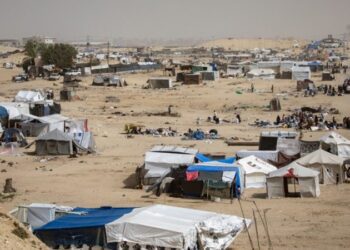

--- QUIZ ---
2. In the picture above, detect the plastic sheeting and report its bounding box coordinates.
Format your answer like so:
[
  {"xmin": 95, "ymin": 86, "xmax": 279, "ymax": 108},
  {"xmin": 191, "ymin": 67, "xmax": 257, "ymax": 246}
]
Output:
[
  {"xmin": 14, "ymin": 90, "xmax": 45, "ymax": 103},
  {"xmin": 145, "ymin": 151, "xmax": 195, "ymax": 178},
  {"xmin": 105, "ymin": 205, "xmax": 250, "ymax": 250},
  {"xmin": 10, "ymin": 203, "xmax": 73, "ymax": 230},
  {"xmin": 35, "ymin": 207, "xmax": 134, "ymax": 248},
  {"xmin": 320, "ymin": 132, "xmax": 350, "ymax": 159}
]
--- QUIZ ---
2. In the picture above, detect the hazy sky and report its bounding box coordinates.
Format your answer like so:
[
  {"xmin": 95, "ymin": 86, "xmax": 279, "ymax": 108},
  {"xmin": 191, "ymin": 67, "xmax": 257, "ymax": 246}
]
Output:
[{"xmin": 1, "ymin": 0, "xmax": 349, "ymax": 42}]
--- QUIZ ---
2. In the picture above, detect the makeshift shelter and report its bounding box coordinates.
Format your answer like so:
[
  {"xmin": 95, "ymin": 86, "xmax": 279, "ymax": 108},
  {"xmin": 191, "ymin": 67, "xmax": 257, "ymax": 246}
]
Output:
[
  {"xmin": 60, "ymin": 88, "xmax": 78, "ymax": 101},
  {"xmin": 226, "ymin": 65, "xmax": 243, "ymax": 76},
  {"xmin": 143, "ymin": 145, "xmax": 198, "ymax": 184},
  {"xmin": 18, "ymin": 114, "xmax": 68, "ymax": 137},
  {"xmin": 276, "ymin": 138, "xmax": 301, "ymax": 156},
  {"xmin": 247, "ymin": 69, "xmax": 275, "ymax": 80},
  {"xmin": 200, "ymin": 71, "xmax": 219, "ymax": 81},
  {"xmin": 292, "ymin": 66, "xmax": 311, "ymax": 81},
  {"xmin": 0, "ymin": 128, "xmax": 27, "ymax": 147},
  {"xmin": 147, "ymin": 77, "xmax": 172, "ymax": 89},
  {"xmin": 72, "ymin": 131, "xmax": 96, "ymax": 153},
  {"xmin": 269, "ymin": 97, "xmax": 281, "ymax": 111},
  {"xmin": 0, "ymin": 102, "xmax": 30, "ymax": 119},
  {"xmin": 259, "ymin": 131, "xmax": 298, "ymax": 151},
  {"xmin": 296, "ymin": 79, "xmax": 316, "ymax": 92},
  {"xmin": 236, "ymin": 150, "xmax": 279, "ymax": 163},
  {"xmin": 297, "ymin": 149, "xmax": 344, "ymax": 184},
  {"xmin": 186, "ymin": 161, "xmax": 244, "ymax": 197},
  {"xmin": 267, "ymin": 162, "xmax": 320, "ymax": 198},
  {"xmin": 34, "ymin": 207, "xmax": 134, "ymax": 249},
  {"xmin": 14, "ymin": 90, "xmax": 45, "ymax": 103},
  {"xmin": 237, "ymin": 156, "xmax": 277, "ymax": 189},
  {"xmin": 320, "ymin": 132, "xmax": 350, "ymax": 159},
  {"xmin": 322, "ymin": 71, "xmax": 335, "ymax": 81},
  {"xmin": 183, "ymin": 74, "xmax": 202, "ymax": 85},
  {"xmin": 35, "ymin": 129, "xmax": 75, "ymax": 155},
  {"xmin": 10, "ymin": 203, "xmax": 73, "ymax": 230},
  {"xmin": 105, "ymin": 204, "xmax": 249, "ymax": 250}
]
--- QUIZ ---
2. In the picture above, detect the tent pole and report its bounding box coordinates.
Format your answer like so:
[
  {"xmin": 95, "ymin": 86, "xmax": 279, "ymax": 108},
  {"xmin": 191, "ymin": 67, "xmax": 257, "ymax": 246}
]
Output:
[
  {"xmin": 237, "ymin": 198, "xmax": 255, "ymax": 250},
  {"xmin": 253, "ymin": 209, "xmax": 261, "ymax": 250}
]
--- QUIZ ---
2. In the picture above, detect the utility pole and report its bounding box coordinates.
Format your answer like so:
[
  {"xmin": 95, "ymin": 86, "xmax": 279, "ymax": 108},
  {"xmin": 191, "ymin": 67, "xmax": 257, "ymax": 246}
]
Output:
[{"xmin": 107, "ymin": 40, "xmax": 110, "ymax": 67}]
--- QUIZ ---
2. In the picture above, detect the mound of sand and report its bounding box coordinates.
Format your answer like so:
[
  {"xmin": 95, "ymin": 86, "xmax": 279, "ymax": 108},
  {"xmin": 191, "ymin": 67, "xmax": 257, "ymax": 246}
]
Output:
[
  {"xmin": 0, "ymin": 212, "xmax": 48, "ymax": 250},
  {"xmin": 199, "ymin": 38, "xmax": 309, "ymax": 50}
]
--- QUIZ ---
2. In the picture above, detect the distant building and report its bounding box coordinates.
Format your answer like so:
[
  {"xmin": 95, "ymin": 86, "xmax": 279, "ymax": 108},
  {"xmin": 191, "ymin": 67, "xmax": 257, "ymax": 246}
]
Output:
[
  {"xmin": 0, "ymin": 39, "xmax": 20, "ymax": 47},
  {"xmin": 22, "ymin": 36, "xmax": 57, "ymax": 45},
  {"xmin": 320, "ymin": 35, "xmax": 343, "ymax": 48}
]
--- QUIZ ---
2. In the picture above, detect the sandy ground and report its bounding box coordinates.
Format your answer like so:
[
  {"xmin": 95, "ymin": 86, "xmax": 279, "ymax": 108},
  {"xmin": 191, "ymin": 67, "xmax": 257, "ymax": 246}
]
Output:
[
  {"xmin": 199, "ymin": 38, "xmax": 308, "ymax": 50},
  {"xmin": 0, "ymin": 212, "xmax": 49, "ymax": 250},
  {"xmin": 0, "ymin": 49, "xmax": 350, "ymax": 249}
]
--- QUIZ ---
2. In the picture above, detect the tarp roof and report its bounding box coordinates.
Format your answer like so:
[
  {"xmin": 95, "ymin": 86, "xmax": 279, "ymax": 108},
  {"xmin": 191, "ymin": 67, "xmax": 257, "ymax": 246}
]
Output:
[
  {"xmin": 105, "ymin": 204, "xmax": 248, "ymax": 249},
  {"xmin": 14, "ymin": 90, "xmax": 45, "ymax": 103},
  {"xmin": 35, "ymin": 207, "xmax": 134, "ymax": 231},
  {"xmin": 36, "ymin": 129, "xmax": 73, "ymax": 142},
  {"xmin": 320, "ymin": 132, "xmax": 350, "ymax": 146},
  {"xmin": 268, "ymin": 161, "xmax": 319, "ymax": 178},
  {"xmin": 150, "ymin": 145, "xmax": 198, "ymax": 155},
  {"xmin": 187, "ymin": 161, "xmax": 237, "ymax": 172},
  {"xmin": 297, "ymin": 149, "xmax": 344, "ymax": 166},
  {"xmin": 195, "ymin": 153, "xmax": 235, "ymax": 164},
  {"xmin": 237, "ymin": 155, "xmax": 277, "ymax": 175}
]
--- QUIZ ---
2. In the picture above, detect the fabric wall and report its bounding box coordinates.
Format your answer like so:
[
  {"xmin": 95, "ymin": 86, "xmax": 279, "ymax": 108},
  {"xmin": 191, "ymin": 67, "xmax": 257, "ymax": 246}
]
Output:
[
  {"xmin": 267, "ymin": 177, "xmax": 285, "ymax": 198},
  {"xmin": 299, "ymin": 177, "xmax": 320, "ymax": 197}
]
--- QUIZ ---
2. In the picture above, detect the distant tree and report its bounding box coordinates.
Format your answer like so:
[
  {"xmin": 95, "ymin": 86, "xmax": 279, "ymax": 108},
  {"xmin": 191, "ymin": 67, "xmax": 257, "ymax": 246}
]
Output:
[
  {"xmin": 24, "ymin": 40, "xmax": 45, "ymax": 58},
  {"xmin": 41, "ymin": 43, "xmax": 77, "ymax": 69},
  {"xmin": 22, "ymin": 57, "xmax": 35, "ymax": 73}
]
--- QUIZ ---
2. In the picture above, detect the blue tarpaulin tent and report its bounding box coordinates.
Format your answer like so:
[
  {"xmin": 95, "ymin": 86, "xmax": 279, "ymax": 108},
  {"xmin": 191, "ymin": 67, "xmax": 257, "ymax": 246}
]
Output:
[
  {"xmin": 187, "ymin": 161, "xmax": 243, "ymax": 196},
  {"xmin": 195, "ymin": 153, "xmax": 236, "ymax": 164},
  {"xmin": 34, "ymin": 207, "xmax": 134, "ymax": 248}
]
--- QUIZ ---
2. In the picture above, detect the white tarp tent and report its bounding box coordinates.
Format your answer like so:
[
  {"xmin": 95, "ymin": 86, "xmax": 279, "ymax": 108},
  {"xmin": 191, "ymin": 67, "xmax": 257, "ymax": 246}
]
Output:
[
  {"xmin": 14, "ymin": 90, "xmax": 45, "ymax": 103},
  {"xmin": 9, "ymin": 203, "xmax": 73, "ymax": 230},
  {"xmin": 247, "ymin": 68, "xmax": 275, "ymax": 80},
  {"xmin": 267, "ymin": 161, "xmax": 320, "ymax": 198},
  {"xmin": 0, "ymin": 102, "xmax": 30, "ymax": 119},
  {"xmin": 144, "ymin": 146, "xmax": 197, "ymax": 180},
  {"xmin": 105, "ymin": 204, "xmax": 250, "ymax": 250},
  {"xmin": 320, "ymin": 132, "xmax": 350, "ymax": 159},
  {"xmin": 237, "ymin": 155, "xmax": 277, "ymax": 189},
  {"xmin": 292, "ymin": 66, "xmax": 311, "ymax": 81},
  {"xmin": 236, "ymin": 150, "xmax": 279, "ymax": 163},
  {"xmin": 297, "ymin": 149, "xmax": 344, "ymax": 184}
]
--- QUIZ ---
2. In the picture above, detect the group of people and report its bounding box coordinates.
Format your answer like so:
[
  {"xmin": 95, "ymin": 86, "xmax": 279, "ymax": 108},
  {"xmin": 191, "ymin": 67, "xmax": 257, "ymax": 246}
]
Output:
[
  {"xmin": 274, "ymin": 111, "xmax": 341, "ymax": 130},
  {"xmin": 323, "ymin": 84, "xmax": 344, "ymax": 96},
  {"xmin": 208, "ymin": 111, "xmax": 241, "ymax": 124}
]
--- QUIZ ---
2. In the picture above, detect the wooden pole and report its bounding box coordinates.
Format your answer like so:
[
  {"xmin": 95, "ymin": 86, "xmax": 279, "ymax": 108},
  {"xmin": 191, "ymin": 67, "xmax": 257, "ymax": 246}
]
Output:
[
  {"xmin": 253, "ymin": 209, "xmax": 261, "ymax": 250},
  {"xmin": 237, "ymin": 198, "xmax": 255, "ymax": 250}
]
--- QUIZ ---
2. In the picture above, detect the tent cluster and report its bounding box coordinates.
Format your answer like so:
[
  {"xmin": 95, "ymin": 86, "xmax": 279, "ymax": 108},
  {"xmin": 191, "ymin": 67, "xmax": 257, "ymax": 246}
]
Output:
[
  {"xmin": 0, "ymin": 90, "xmax": 96, "ymax": 156},
  {"xmin": 138, "ymin": 131, "xmax": 350, "ymax": 200},
  {"xmin": 11, "ymin": 203, "xmax": 249, "ymax": 250}
]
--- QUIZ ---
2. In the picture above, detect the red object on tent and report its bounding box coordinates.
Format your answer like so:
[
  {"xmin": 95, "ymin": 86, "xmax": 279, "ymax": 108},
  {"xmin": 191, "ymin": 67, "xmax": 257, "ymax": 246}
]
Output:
[
  {"xmin": 186, "ymin": 171, "xmax": 199, "ymax": 181},
  {"xmin": 284, "ymin": 168, "xmax": 295, "ymax": 177}
]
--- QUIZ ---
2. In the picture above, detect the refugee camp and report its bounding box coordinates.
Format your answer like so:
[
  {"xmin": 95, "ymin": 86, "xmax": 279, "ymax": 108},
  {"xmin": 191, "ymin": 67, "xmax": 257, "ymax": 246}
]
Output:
[{"xmin": 0, "ymin": 0, "xmax": 350, "ymax": 249}]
